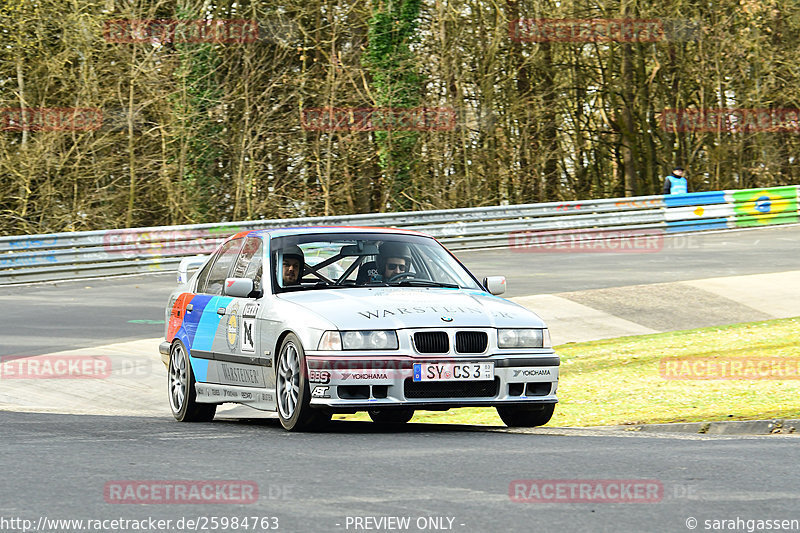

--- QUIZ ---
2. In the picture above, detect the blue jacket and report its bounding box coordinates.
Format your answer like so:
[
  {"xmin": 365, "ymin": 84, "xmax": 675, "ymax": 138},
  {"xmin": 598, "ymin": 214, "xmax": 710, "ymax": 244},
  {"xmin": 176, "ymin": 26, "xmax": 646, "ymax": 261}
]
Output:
[{"xmin": 664, "ymin": 174, "xmax": 688, "ymax": 194}]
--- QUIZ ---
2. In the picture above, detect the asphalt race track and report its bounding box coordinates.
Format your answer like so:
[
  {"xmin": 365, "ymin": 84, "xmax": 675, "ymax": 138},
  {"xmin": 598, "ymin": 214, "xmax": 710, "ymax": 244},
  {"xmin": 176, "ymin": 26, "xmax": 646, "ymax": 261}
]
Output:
[
  {"xmin": 462, "ymin": 224, "xmax": 800, "ymax": 294},
  {"xmin": 2, "ymin": 412, "xmax": 799, "ymax": 533},
  {"xmin": 1, "ymin": 225, "xmax": 799, "ymax": 532}
]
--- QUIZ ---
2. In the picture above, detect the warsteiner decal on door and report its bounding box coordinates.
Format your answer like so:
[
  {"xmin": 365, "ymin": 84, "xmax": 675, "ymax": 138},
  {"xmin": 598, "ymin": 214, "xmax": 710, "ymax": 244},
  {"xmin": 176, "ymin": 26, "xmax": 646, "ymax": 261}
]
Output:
[{"xmin": 205, "ymin": 361, "xmax": 266, "ymax": 387}]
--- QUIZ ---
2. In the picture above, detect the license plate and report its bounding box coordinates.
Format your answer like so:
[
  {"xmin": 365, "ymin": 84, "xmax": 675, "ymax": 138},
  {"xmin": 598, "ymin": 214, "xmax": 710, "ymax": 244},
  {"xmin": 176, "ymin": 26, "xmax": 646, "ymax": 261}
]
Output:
[{"xmin": 413, "ymin": 362, "xmax": 494, "ymax": 382}]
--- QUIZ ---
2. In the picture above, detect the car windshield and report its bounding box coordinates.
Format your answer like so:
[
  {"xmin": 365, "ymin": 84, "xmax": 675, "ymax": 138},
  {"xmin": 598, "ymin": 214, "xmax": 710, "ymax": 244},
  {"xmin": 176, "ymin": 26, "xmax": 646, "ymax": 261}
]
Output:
[{"xmin": 270, "ymin": 232, "xmax": 483, "ymax": 293}]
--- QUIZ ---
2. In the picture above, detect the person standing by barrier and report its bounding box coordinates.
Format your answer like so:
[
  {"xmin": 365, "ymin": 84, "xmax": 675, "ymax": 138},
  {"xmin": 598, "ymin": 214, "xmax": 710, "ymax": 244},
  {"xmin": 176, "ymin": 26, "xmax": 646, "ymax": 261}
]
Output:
[{"xmin": 663, "ymin": 166, "xmax": 689, "ymax": 194}]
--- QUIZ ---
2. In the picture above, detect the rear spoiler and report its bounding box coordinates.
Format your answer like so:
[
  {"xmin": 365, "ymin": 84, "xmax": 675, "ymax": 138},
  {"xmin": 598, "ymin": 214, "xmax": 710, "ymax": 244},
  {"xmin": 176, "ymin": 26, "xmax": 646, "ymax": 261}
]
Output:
[{"xmin": 177, "ymin": 255, "xmax": 209, "ymax": 284}]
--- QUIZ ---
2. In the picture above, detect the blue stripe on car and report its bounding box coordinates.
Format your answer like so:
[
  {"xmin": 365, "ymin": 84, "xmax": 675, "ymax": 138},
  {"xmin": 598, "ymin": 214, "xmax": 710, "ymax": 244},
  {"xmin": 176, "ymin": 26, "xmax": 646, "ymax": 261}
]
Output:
[
  {"xmin": 182, "ymin": 294, "xmax": 214, "ymax": 347},
  {"xmin": 190, "ymin": 357, "xmax": 209, "ymax": 382},
  {"xmin": 191, "ymin": 296, "xmax": 233, "ymax": 352}
]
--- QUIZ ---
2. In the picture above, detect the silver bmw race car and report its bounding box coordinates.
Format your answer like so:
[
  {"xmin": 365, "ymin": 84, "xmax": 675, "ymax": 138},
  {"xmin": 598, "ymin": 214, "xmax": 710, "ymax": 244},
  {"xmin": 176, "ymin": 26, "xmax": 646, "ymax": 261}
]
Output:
[{"xmin": 160, "ymin": 227, "xmax": 559, "ymax": 431}]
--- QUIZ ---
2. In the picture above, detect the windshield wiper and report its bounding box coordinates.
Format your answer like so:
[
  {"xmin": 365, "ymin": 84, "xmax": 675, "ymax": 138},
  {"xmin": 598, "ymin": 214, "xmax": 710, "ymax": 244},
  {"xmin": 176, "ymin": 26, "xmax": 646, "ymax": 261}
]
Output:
[{"xmin": 387, "ymin": 280, "xmax": 460, "ymax": 289}]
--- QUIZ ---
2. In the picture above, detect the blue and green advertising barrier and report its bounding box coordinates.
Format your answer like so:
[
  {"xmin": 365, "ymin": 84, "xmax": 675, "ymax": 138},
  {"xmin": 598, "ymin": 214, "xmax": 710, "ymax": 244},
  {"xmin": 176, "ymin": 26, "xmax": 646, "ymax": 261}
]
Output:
[
  {"xmin": 664, "ymin": 185, "xmax": 800, "ymax": 232},
  {"xmin": 731, "ymin": 186, "xmax": 799, "ymax": 227}
]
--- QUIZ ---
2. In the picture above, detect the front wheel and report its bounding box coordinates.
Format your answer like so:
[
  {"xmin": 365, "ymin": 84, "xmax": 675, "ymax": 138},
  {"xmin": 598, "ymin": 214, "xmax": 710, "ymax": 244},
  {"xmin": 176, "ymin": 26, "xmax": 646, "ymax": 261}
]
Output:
[
  {"xmin": 368, "ymin": 408, "xmax": 415, "ymax": 424},
  {"xmin": 496, "ymin": 403, "xmax": 555, "ymax": 428},
  {"xmin": 276, "ymin": 333, "xmax": 331, "ymax": 431},
  {"xmin": 168, "ymin": 341, "xmax": 216, "ymax": 422}
]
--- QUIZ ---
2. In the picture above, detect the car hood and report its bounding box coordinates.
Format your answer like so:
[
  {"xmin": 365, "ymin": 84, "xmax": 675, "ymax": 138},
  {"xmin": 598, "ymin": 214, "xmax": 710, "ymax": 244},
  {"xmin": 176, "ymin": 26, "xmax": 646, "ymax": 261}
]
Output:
[{"xmin": 277, "ymin": 287, "xmax": 546, "ymax": 330}]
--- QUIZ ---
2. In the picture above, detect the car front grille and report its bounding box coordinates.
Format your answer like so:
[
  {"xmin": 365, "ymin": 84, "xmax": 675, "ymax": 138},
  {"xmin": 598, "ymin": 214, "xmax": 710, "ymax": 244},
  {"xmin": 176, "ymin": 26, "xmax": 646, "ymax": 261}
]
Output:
[
  {"xmin": 455, "ymin": 331, "xmax": 488, "ymax": 353},
  {"xmin": 404, "ymin": 378, "xmax": 499, "ymax": 399},
  {"xmin": 413, "ymin": 332, "xmax": 449, "ymax": 354}
]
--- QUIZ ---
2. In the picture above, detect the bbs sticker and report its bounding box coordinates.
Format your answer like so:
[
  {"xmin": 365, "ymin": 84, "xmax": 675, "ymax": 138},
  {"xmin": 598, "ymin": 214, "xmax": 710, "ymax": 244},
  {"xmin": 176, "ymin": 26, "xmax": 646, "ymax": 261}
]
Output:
[{"xmin": 309, "ymin": 370, "xmax": 331, "ymax": 384}]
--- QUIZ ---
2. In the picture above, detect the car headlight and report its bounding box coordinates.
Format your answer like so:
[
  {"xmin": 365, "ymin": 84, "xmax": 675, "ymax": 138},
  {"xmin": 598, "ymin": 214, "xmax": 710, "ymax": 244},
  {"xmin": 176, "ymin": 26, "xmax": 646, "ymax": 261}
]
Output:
[
  {"xmin": 497, "ymin": 328, "xmax": 550, "ymax": 348},
  {"xmin": 318, "ymin": 330, "xmax": 398, "ymax": 350},
  {"xmin": 318, "ymin": 331, "xmax": 342, "ymax": 351}
]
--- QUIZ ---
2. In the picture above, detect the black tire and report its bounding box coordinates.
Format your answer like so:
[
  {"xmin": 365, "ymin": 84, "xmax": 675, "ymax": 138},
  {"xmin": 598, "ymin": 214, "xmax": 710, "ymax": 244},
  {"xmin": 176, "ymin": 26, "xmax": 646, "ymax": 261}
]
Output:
[
  {"xmin": 168, "ymin": 340, "xmax": 216, "ymax": 422},
  {"xmin": 368, "ymin": 408, "xmax": 415, "ymax": 424},
  {"xmin": 276, "ymin": 333, "xmax": 331, "ymax": 431},
  {"xmin": 496, "ymin": 403, "xmax": 555, "ymax": 427}
]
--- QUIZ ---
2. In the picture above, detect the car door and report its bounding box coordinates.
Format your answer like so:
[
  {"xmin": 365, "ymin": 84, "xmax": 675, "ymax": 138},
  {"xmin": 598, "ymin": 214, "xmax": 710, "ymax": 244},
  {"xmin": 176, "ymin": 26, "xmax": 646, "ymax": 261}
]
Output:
[
  {"xmin": 236, "ymin": 237, "xmax": 276, "ymax": 405},
  {"xmin": 196, "ymin": 236, "xmax": 269, "ymax": 405},
  {"xmin": 188, "ymin": 237, "xmax": 244, "ymax": 368}
]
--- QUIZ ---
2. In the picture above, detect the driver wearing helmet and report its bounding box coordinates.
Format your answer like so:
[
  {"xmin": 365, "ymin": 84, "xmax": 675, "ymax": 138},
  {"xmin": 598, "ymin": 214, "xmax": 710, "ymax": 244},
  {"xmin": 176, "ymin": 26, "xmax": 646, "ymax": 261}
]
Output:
[
  {"xmin": 280, "ymin": 244, "xmax": 305, "ymax": 286},
  {"xmin": 359, "ymin": 241, "xmax": 413, "ymax": 283}
]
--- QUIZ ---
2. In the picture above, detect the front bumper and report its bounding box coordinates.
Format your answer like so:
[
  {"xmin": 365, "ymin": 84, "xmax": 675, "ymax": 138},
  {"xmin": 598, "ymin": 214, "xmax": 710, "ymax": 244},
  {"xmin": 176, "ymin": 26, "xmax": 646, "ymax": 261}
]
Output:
[
  {"xmin": 159, "ymin": 341, "xmax": 171, "ymax": 367},
  {"xmin": 304, "ymin": 353, "xmax": 559, "ymax": 412}
]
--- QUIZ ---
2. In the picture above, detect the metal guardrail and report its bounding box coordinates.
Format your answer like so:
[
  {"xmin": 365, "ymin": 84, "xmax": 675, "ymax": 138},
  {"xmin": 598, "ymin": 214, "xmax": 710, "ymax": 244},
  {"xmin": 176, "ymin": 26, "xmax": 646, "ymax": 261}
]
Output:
[{"xmin": 1, "ymin": 186, "xmax": 798, "ymax": 284}]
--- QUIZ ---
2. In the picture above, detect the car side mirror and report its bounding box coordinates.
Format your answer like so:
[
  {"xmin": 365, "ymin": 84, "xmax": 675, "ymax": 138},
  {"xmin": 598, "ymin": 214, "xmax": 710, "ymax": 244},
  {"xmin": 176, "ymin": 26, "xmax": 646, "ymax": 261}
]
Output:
[
  {"xmin": 224, "ymin": 278, "xmax": 255, "ymax": 298},
  {"xmin": 483, "ymin": 276, "xmax": 506, "ymax": 295}
]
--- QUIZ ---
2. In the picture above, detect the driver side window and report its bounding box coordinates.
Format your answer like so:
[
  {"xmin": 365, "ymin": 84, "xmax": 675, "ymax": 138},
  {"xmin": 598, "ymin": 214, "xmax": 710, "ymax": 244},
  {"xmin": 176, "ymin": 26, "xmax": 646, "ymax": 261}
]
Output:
[
  {"xmin": 236, "ymin": 237, "xmax": 264, "ymax": 295},
  {"xmin": 196, "ymin": 238, "xmax": 244, "ymax": 295}
]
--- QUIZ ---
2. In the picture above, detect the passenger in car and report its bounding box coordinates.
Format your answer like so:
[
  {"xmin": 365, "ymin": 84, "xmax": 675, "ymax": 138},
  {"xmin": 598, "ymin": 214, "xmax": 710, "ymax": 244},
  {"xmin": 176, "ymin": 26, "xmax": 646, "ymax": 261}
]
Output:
[{"xmin": 356, "ymin": 242, "xmax": 413, "ymax": 283}]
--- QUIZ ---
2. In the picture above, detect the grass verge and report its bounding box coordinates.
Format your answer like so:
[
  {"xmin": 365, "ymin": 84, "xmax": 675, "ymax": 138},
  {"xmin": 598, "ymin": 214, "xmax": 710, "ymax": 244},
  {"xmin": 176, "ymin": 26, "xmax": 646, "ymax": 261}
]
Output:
[{"xmin": 333, "ymin": 317, "xmax": 800, "ymax": 427}]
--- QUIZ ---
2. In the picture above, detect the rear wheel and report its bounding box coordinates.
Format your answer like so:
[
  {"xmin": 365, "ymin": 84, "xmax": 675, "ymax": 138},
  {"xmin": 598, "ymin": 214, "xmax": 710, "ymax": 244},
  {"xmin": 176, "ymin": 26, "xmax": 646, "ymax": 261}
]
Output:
[
  {"xmin": 276, "ymin": 333, "xmax": 331, "ymax": 431},
  {"xmin": 368, "ymin": 408, "xmax": 415, "ymax": 424},
  {"xmin": 496, "ymin": 403, "xmax": 555, "ymax": 427},
  {"xmin": 168, "ymin": 341, "xmax": 216, "ymax": 422}
]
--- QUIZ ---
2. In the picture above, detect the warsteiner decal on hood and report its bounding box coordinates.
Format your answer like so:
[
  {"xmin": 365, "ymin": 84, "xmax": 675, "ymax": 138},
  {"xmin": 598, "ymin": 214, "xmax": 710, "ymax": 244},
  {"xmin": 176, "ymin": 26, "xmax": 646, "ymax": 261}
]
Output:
[
  {"xmin": 277, "ymin": 288, "xmax": 544, "ymax": 329},
  {"xmin": 357, "ymin": 306, "xmax": 514, "ymax": 320}
]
